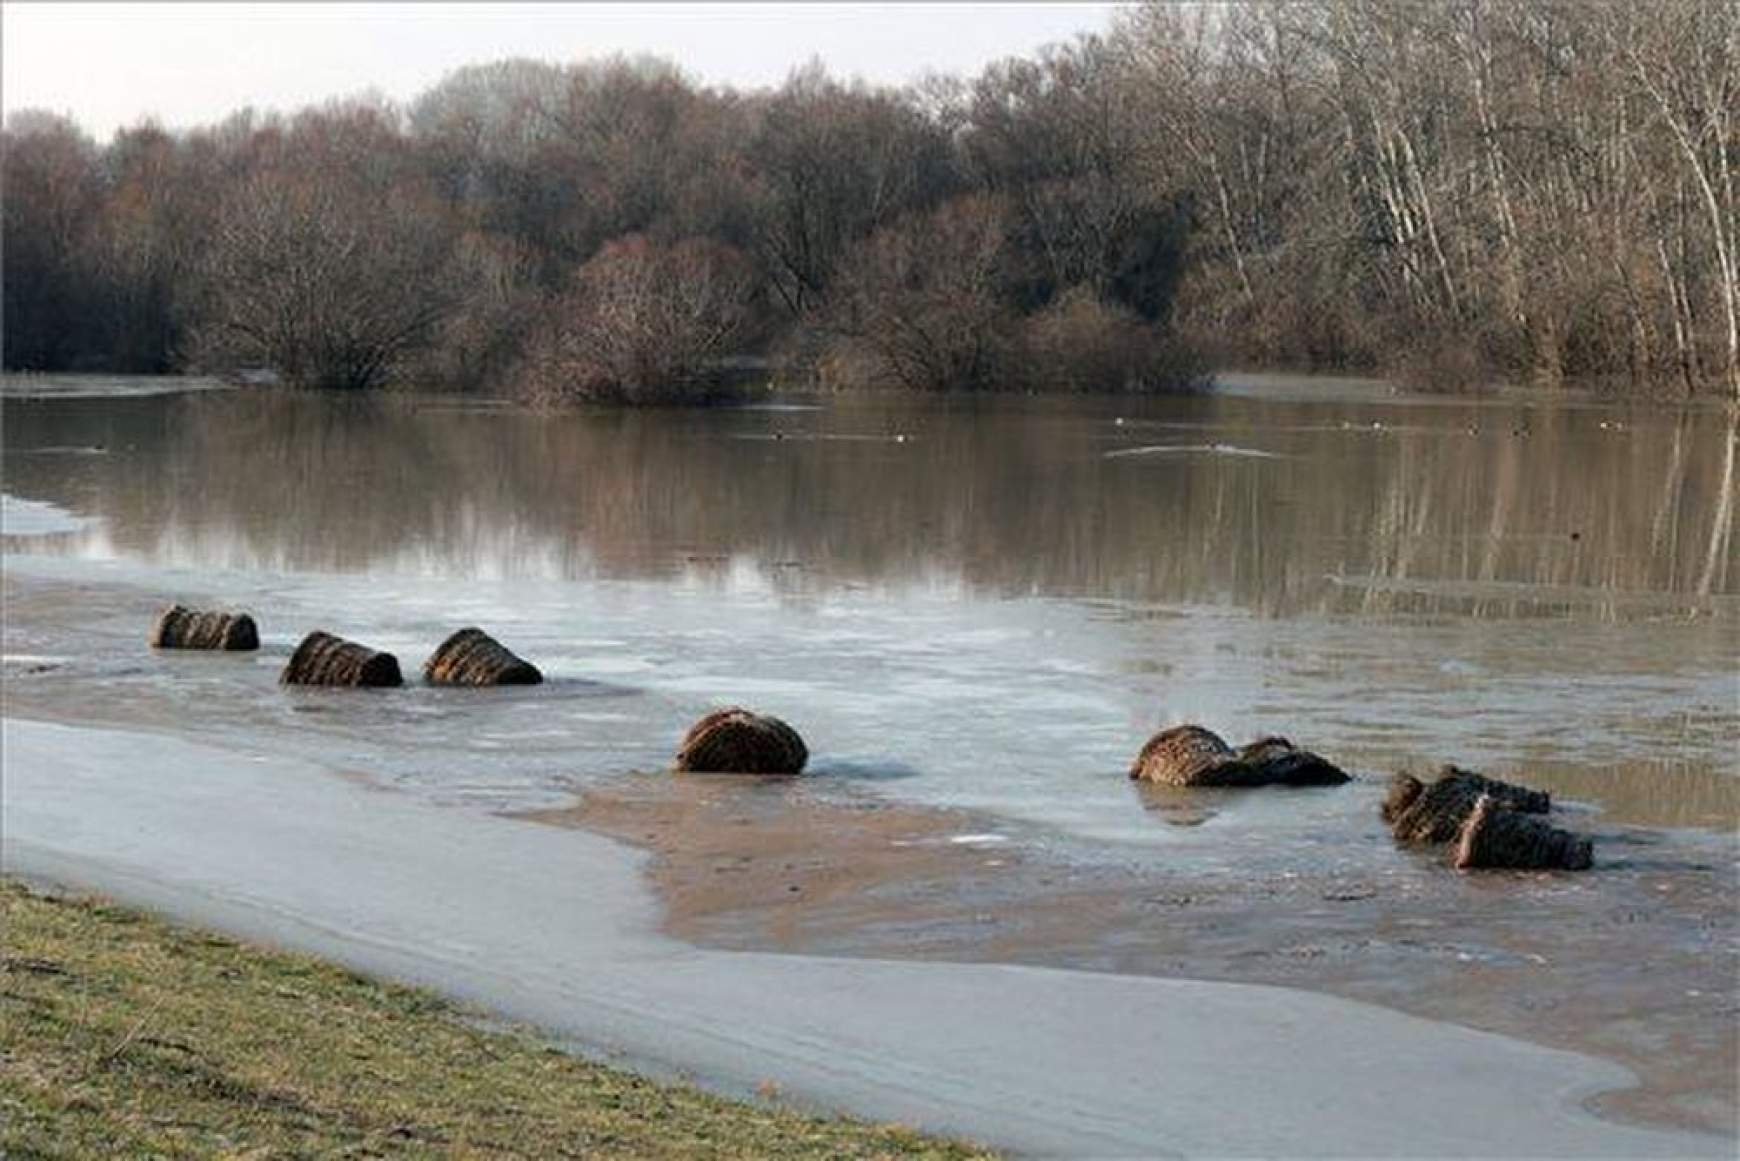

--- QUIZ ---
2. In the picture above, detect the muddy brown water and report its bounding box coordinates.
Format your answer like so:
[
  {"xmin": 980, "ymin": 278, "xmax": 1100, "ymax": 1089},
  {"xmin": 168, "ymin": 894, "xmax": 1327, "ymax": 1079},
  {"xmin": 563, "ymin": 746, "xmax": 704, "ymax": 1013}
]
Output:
[{"xmin": 3, "ymin": 375, "xmax": 1737, "ymax": 1135}]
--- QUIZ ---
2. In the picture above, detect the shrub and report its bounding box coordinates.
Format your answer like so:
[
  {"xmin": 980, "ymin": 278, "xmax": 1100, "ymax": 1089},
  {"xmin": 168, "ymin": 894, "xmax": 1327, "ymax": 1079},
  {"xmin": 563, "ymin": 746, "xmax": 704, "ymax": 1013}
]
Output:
[
  {"xmin": 516, "ymin": 235, "xmax": 755, "ymax": 405},
  {"xmin": 819, "ymin": 194, "xmax": 1016, "ymax": 391},
  {"xmin": 1016, "ymin": 286, "xmax": 1207, "ymax": 393}
]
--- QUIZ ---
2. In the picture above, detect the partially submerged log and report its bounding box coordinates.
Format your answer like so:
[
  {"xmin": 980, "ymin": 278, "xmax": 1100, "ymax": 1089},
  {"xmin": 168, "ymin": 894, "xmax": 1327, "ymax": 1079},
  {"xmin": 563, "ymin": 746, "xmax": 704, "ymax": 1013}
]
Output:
[
  {"xmin": 1129, "ymin": 725, "xmax": 1350, "ymax": 787},
  {"xmin": 281, "ymin": 631, "xmax": 402, "ymax": 688},
  {"xmin": 1454, "ymin": 793, "xmax": 1594, "ymax": 871},
  {"xmin": 675, "ymin": 707, "xmax": 808, "ymax": 774},
  {"xmin": 149, "ymin": 604, "xmax": 259, "ymax": 651},
  {"xmin": 423, "ymin": 627, "xmax": 541, "ymax": 686},
  {"xmin": 1384, "ymin": 766, "xmax": 1550, "ymax": 845}
]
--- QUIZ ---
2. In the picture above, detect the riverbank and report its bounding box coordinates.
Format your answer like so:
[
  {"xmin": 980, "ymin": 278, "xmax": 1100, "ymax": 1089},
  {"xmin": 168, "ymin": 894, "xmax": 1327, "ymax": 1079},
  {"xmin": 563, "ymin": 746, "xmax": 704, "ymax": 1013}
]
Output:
[
  {"xmin": 544, "ymin": 772, "xmax": 1738, "ymax": 1136},
  {"xmin": 4, "ymin": 715, "xmax": 1727, "ymax": 1158},
  {"xmin": 0, "ymin": 880, "xmax": 986, "ymax": 1158},
  {"xmin": 4, "ymin": 377, "xmax": 1735, "ymax": 1154}
]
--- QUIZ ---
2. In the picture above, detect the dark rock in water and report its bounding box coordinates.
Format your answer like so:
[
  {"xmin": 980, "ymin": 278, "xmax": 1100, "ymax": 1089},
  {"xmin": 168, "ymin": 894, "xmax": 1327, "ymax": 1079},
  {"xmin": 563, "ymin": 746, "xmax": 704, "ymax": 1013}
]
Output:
[
  {"xmin": 1454, "ymin": 793, "xmax": 1594, "ymax": 871},
  {"xmin": 149, "ymin": 604, "xmax": 258, "ymax": 651},
  {"xmin": 675, "ymin": 707, "xmax": 808, "ymax": 774},
  {"xmin": 281, "ymin": 631, "xmax": 402, "ymax": 688},
  {"xmin": 423, "ymin": 627, "xmax": 541, "ymax": 686},
  {"xmin": 1129, "ymin": 725, "xmax": 1350, "ymax": 787},
  {"xmin": 1385, "ymin": 766, "xmax": 1550, "ymax": 844}
]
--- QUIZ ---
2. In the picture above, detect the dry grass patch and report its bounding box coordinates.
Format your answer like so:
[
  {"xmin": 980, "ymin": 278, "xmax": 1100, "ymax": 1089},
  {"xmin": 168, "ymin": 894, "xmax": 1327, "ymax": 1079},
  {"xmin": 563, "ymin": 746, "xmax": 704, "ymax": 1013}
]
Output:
[{"xmin": 0, "ymin": 880, "xmax": 990, "ymax": 1159}]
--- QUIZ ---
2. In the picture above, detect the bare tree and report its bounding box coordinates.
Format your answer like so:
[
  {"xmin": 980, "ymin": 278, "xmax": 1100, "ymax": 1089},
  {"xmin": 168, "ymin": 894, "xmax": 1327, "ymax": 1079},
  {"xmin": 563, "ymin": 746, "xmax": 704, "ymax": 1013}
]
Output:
[
  {"xmin": 14, "ymin": 10, "xmax": 1739, "ymax": 398},
  {"xmin": 518, "ymin": 235, "xmax": 756, "ymax": 404},
  {"xmin": 1609, "ymin": 0, "xmax": 1740, "ymax": 398},
  {"xmin": 2, "ymin": 112, "xmax": 104, "ymax": 369},
  {"xmin": 821, "ymin": 194, "xmax": 1014, "ymax": 391},
  {"xmin": 190, "ymin": 163, "xmax": 466, "ymax": 389},
  {"xmin": 748, "ymin": 63, "xmax": 958, "ymax": 320}
]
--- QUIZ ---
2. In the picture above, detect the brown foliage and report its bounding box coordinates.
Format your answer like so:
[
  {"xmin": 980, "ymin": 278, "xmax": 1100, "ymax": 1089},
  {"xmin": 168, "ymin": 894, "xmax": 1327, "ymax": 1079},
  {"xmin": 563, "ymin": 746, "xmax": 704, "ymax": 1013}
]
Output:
[
  {"xmin": 399, "ymin": 232, "xmax": 540, "ymax": 391},
  {"xmin": 516, "ymin": 235, "xmax": 755, "ymax": 405},
  {"xmin": 1017, "ymin": 287, "xmax": 1207, "ymax": 393},
  {"xmin": 10, "ymin": 5, "xmax": 1735, "ymax": 396},
  {"xmin": 820, "ymin": 195, "xmax": 1016, "ymax": 391},
  {"xmin": 281, "ymin": 631, "xmax": 403, "ymax": 688},
  {"xmin": 750, "ymin": 64, "xmax": 959, "ymax": 320},
  {"xmin": 181, "ymin": 103, "xmax": 490, "ymax": 391},
  {"xmin": 423, "ymin": 628, "xmax": 541, "ymax": 686},
  {"xmin": 148, "ymin": 604, "xmax": 259, "ymax": 651},
  {"xmin": 674, "ymin": 708, "xmax": 808, "ymax": 775}
]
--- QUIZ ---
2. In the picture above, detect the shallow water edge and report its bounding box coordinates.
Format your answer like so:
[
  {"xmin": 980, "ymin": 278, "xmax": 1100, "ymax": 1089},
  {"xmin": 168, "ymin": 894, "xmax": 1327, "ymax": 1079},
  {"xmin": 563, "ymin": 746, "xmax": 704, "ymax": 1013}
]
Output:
[{"xmin": 4, "ymin": 716, "xmax": 1729, "ymax": 1158}]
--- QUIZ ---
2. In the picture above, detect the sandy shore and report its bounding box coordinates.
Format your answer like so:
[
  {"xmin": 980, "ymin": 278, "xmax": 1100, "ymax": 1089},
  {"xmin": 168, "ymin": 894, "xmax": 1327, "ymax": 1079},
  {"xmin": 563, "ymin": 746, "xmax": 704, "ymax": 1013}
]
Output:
[
  {"xmin": 5, "ymin": 716, "xmax": 1729, "ymax": 1158},
  {"xmin": 537, "ymin": 772, "xmax": 1739, "ymax": 1137}
]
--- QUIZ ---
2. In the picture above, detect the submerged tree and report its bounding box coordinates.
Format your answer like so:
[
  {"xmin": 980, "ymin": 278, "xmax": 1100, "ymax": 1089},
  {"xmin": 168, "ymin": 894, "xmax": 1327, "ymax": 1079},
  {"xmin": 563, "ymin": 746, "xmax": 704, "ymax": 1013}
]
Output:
[
  {"xmin": 821, "ymin": 194, "xmax": 1015, "ymax": 391},
  {"xmin": 189, "ymin": 165, "xmax": 464, "ymax": 390},
  {"xmin": 517, "ymin": 235, "xmax": 756, "ymax": 404}
]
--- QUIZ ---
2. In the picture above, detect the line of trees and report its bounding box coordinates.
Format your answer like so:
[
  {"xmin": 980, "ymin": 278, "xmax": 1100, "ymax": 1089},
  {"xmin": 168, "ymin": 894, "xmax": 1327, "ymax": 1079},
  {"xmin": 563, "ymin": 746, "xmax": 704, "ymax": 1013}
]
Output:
[{"xmin": 5, "ymin": 1, "xmax": 1736, "ymax": 398}]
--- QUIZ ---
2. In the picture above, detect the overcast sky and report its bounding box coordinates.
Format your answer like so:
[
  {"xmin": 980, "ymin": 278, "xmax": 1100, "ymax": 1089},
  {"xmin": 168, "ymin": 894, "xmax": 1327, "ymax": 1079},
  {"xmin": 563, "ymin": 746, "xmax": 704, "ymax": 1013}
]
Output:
[{"xmin": 4, "ymin": 2, "xmax": 1127, "ymax": 140}]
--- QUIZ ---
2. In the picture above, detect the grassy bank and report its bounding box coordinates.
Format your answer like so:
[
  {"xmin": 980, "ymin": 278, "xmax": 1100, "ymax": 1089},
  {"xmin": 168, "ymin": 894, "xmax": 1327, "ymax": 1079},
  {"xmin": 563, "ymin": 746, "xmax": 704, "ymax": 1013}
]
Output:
[{"xmin": 0, "ymin": 880, "xmax": 988, "ymax": 1158}]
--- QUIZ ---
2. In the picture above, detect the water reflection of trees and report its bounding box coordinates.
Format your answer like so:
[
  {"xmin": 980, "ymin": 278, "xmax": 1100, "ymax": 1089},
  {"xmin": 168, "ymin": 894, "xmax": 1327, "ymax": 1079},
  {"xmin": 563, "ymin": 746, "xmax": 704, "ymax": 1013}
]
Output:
[{"xmin": 3, "ymin": 391, "xmax": 1735, "ymax": 619}]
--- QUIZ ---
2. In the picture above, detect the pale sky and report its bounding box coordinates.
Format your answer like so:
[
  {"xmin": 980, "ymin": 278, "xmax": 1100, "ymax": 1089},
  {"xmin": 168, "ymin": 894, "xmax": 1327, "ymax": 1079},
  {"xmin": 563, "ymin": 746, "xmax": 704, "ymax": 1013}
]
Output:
[{"xmin": 4, "ymin": 2, "xmax": 1128, "ymax": 140}]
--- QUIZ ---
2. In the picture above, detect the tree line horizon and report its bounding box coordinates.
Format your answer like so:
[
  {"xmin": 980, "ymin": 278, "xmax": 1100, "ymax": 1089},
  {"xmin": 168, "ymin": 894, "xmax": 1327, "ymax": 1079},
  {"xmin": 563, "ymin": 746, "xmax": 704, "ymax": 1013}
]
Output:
[{"xmin": 5, "ymin": 1, "xmax": 1736, "ymax": 401}]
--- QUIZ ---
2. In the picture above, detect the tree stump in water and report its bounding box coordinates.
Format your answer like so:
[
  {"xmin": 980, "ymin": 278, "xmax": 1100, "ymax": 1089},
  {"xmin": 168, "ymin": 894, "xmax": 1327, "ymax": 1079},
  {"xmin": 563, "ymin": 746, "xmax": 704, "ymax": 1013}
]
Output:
[
  {"xmin": 1454, "ymin": 793, "xmax": 1594, "ymax": 871},
  {"xmin": 1129, "ymin": 725, "xmax": 1349, "ymax": 787},
  {"xmin": 149, "ymin": 604, "xmax": 259, "ymax": 651},
  {"xmin": 281, "ymin": 631, "xmax": 402, "ymax": 688},
  {"xmin": 675, "ymin": 708, "xmax": 808, "ymax": 774},
  {"xmin": 1384, "ymin": 766, "xmax": 1550, "ymax": 844},
  {"xmin": 423, "ymin": 628, "xmax": 541, "ymax": 686}
]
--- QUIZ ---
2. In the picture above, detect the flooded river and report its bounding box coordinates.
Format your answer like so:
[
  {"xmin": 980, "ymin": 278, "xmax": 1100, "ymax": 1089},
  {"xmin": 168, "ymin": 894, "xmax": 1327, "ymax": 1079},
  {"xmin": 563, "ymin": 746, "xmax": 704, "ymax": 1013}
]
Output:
[
  {"xmin": 4, "ymin": 377, "xmax": 1734, "ymax": 849},
  {"xmin": 4, "ymin": 377, "xmax": 1737, "ymax": 844},
  {"xmin": 6, "ymin": 374, "xmax": 1738, "ymax": 1138}
]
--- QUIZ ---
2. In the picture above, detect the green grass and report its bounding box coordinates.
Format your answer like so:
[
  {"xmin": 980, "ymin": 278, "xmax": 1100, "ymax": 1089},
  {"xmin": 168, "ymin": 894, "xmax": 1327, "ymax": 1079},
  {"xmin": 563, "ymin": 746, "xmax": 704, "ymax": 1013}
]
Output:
[{"xmin": 0, "ymin": 880, "xmax": 991, "ymax": 1159}]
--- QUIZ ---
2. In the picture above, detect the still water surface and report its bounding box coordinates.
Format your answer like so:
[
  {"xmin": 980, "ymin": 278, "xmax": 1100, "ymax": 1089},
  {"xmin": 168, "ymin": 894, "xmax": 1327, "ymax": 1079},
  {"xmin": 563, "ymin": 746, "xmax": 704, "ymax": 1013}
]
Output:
[{"xmin": 3, "ymin": 377, "xmax": 1735, "ymax": 865}]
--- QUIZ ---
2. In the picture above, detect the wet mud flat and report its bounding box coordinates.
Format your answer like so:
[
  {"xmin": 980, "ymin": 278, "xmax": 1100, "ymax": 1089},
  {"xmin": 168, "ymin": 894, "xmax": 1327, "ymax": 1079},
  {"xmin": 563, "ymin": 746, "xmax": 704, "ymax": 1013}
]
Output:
[{"xmin": 526, "ymin": 773, "xmax": 1739, "ymax": 1138}]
